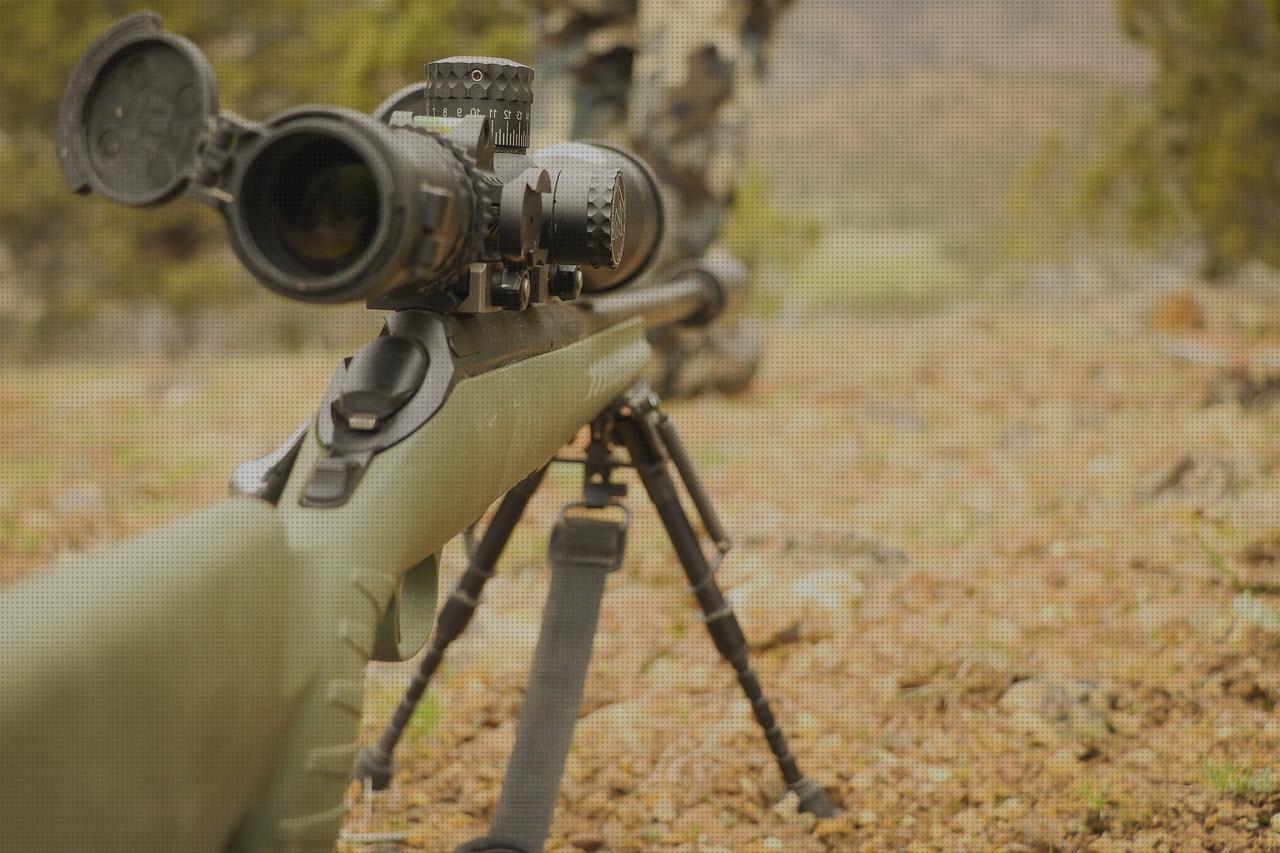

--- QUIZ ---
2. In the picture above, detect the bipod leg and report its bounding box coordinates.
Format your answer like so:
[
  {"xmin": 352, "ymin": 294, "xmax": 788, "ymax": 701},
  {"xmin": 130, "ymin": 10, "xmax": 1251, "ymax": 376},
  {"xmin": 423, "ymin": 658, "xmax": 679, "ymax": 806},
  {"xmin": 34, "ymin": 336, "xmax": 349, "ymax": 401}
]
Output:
[
  {"xmin": 460, "ymin": 498, "xmax": 628, "ymax": 853},
  {"xmin": 353, "ymin": 465, "xmax": 548, "ymax": 790},
  {"xmin": 611, "ymin": 387, "xmax": 837, "ymax": 818}
]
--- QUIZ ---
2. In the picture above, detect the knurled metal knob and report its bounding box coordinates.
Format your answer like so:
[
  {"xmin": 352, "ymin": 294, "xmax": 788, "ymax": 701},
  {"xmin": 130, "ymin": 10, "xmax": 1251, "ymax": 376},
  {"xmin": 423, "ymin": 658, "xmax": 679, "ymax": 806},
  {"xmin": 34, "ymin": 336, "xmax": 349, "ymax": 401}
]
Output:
[
  {"xmin": 543, "ymin": 169, "xmax": 626, "ymax": 269},
  {"xmin": 425, "ymin": 56, "xmax": 533, "ymax": 152}
]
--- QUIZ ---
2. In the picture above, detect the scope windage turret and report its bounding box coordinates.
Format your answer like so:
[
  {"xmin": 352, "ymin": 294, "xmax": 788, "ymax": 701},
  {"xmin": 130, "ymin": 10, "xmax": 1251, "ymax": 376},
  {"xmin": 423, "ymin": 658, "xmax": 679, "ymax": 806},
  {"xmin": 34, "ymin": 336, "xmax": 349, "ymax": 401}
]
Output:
[{"xmin": 56, "ymin": 13, "xmax": 663, "ymax": 310}]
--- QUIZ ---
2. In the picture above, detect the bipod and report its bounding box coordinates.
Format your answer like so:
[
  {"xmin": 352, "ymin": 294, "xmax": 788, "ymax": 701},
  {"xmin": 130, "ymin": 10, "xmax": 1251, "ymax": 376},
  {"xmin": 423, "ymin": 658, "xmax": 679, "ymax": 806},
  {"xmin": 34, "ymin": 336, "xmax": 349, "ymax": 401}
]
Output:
[{"xmin": 356, "ymin": 385, "xmax": 836, "ymax": 853}]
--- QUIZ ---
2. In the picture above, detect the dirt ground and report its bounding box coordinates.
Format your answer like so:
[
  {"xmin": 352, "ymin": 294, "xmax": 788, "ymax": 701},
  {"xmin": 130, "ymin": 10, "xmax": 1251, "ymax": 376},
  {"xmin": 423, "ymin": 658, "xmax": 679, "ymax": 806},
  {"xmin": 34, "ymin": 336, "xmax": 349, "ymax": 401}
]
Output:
[{"xmin": 8, "ymin": 284, "xmax": 1280, "ymax": 851}]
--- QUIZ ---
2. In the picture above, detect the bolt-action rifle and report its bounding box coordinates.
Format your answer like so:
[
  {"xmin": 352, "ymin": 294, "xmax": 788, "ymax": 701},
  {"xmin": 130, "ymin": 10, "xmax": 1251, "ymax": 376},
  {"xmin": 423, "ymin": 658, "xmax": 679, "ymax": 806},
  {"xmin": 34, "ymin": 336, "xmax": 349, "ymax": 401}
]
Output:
[{"xmin": 0, "ymin": 13, "xmax": 834, "ymax": 852}]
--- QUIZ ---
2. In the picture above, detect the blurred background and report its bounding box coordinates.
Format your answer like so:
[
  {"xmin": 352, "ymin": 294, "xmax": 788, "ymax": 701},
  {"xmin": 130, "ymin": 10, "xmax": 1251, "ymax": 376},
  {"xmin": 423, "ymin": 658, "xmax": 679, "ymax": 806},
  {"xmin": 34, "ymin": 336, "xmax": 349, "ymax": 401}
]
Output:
[
  {"xmin": 0, "ymin": 0, "xmax": 1174, "ymax": 357},
  {"xmin": 9, "ymin": 1, "xmax": 1279, "ymax": 350},
  {"xmin": 13, "ymin": 1, "xmax": 1280, "ymax": 849}
]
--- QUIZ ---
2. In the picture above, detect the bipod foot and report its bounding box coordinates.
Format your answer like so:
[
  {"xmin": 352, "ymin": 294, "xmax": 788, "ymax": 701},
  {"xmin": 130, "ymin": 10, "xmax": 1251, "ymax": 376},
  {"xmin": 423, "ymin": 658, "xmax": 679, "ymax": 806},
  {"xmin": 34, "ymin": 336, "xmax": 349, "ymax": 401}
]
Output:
[
  {"xmin": 454, "ymin": 838, "xmax": 532, "ymax": 853},
  {"xmin": 789, "ymin": 776, "xmax": 838, "ymax": 818},
  {"xmin": 609, "ymin": 387, "xmax": 839, "ymax": 821},
  {"xmin": 352, "ymin": 744, "xmax": 394, "ymax": 791}
]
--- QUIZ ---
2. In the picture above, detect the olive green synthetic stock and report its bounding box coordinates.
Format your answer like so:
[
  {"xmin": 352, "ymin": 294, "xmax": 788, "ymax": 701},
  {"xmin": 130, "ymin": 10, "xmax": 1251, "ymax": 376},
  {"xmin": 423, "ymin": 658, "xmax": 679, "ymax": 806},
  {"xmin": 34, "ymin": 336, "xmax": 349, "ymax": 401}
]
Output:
[
  {"xmin": 0, "ymin": 319, "xmax": 651, "ymax": 852},
  {"xmin": 0, "ymin": 499, "xmax": 295, "ymax": 853}
]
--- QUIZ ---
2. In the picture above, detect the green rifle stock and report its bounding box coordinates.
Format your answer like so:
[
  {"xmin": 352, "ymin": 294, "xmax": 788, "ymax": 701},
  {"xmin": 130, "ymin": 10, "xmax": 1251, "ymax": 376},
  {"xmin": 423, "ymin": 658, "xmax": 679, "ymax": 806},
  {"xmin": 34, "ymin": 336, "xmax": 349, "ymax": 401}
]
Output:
[
  {"xmin": 0, "ymin": 12, "xmax": 737, "ymax": 851},
  {"xmin": 0, "ymin": 315, "xmax": 667, "ymax": 851}
]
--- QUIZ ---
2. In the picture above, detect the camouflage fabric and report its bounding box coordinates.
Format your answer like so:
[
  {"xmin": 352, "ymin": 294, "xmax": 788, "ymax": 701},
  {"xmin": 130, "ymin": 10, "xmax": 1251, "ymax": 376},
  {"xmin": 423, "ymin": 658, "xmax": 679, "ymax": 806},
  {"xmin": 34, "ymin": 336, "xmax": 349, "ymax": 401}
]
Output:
[
  {"xmin": 529, "ymin": 0, "xmax": 791, "ymax": 395},
  {"xmin": 530, "ymin": 0, "xmax": 790, "ymax": 260}
]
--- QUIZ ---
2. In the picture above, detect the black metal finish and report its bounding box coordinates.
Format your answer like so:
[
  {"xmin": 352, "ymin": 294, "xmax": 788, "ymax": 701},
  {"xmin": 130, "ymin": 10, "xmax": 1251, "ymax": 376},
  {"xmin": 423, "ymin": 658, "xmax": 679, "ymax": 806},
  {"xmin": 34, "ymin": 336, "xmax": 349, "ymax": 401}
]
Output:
[
  {"xmin": 353, "ymin": 465, "xmax": 548, "ymax": 789},
  {"xmin": 57, "ymin": 12, "xmax": 219, "ymax": 206},
  {"xmin": 361, "ymin": 386, "xmax": 835, "ymax": 839},
  {"xmin": 425, "ymin": 57, "xmax": 534, "ymax": 153},
  {"xmin": 332, "ymin": 334, "xmax": 430, "ymax": 428},
  {"xmin": 611, "ymin": 389, "xmax": 836, "ymax": 818},
  {"xmin": 652, "ymin": 408, "xmax": 731, "ymax": 554},
  {"xmin": 533, "ymin": 143, "xmax": 666, "ymax": 293},
  {"xmin": 580, "ymin": 269, "xmax": 722, "ymax": 329}
]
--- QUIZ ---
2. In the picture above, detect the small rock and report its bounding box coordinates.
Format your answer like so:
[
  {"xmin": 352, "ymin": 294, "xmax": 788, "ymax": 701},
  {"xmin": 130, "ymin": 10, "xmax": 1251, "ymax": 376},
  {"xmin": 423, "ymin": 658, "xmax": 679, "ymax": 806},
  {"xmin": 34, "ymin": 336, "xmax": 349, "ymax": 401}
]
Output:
[
  {"xmin": 730, "ymin": 568, "xmax": 863, "ymax": 649},
  {"xmin": 994, "ymin": 797, "xmax": 1027, "ymax": 822},
  {"xmin": 1140, "ymin": 453, "xmax": 1233, "ymax": 505},
  {"xmin": 793, "ymin": 711, "xmax": 822, "ymax": 738},
  {"xmin": 917, "ymin": 764, "xmax": 952, "ymax": 784},
  {"xmin": 874, "ymin": 748, "xmax": 900, "ymax": 768},
  {"xmin": 1269, "ymin": 811, "xmax": 1280, "ymax": 832},
  {"xmin": 998, "ymin": 676, "xmax": 1113, "ymax": 747},
  {"xmin": 652, "ymin": 796, "xmax": 677, "ymax": 823},
  {"xmin": 1234, "ymin": 592, "xmax": 1280, "ymax": 635},
  {"xmin": 848, "ymin": 771, "xmax": 874, "ymax": 789},
  {"xmin": 955, "ymin": 808, "xmax": 983, "ymax": 834},
  {"xmin": 763, "ymin": 838, "xmax": 784, "ymax": 851},
  {"xmin": 570, "ymin": 836, "xmax": 605, "ymax": 852},
  {"xmin": 1046, "ymin": 748, "xmax": 1082, "ymax": 777},
  {"xmin": 814, "ymin": 814, "xmax": 855, "ymax": 840},
  {"xmin": 771, "ymin": 790, "xmax": 800, "ymax": 819},
  {"xmin": 1122, "ymin": 747, "xmax": 1158, "ymax": 767},
  {"xmin": 53, "ymin": 482, "xmax": 107, "ymax": 515}
]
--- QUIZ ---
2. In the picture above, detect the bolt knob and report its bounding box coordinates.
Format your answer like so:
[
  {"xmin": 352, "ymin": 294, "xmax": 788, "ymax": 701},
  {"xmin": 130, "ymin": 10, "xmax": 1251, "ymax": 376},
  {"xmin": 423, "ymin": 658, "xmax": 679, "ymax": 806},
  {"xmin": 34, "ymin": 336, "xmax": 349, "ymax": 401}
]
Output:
[{"xmin": 425, "ymin": 56, "xmax": 533, "ymax": 151}]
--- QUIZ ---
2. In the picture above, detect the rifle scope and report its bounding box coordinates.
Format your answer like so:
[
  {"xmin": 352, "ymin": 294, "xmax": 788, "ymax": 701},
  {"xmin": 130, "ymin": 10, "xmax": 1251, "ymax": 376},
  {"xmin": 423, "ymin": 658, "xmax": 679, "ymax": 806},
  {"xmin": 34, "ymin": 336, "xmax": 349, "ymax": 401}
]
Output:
[{"xmin": 57, "ymin": 14, "xmax": 665, "ymax": 312}]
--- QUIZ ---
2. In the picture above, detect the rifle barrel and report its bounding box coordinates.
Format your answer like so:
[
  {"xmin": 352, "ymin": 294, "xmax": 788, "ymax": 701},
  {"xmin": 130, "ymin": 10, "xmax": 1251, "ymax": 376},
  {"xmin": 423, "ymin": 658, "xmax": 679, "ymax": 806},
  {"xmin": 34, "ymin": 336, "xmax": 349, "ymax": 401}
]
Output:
[{"xmin": 580, "ymin": 269, "xmax": 723, "ymax": 330}]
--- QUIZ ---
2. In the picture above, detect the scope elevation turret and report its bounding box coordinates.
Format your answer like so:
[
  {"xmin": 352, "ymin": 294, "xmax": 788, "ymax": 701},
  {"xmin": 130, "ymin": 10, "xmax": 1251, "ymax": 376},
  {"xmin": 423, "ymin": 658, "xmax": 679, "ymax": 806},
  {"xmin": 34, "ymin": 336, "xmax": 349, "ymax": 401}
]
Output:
[{"xmin": 425, "ymin": 57, "xmax": 534, "ymax": 153}]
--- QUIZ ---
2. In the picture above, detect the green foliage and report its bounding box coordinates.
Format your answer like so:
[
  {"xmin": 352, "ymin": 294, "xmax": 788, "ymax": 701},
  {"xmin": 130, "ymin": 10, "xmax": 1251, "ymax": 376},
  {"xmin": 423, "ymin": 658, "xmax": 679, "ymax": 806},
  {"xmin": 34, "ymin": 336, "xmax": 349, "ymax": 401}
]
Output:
[
  {"xmin": 792, "ymin": 229, "xmax": 968, "ymax": 313},
  {"xmin": 0, "ymin": 0, "xmax": 526, "ymax": 326},
  {"xmin": 1001, "ymin": 131, "xmax": 1079, "ymax": 263},
  {"xmin": 1203, "ymin": 761, "xmax": 1279, "ymax": 796},
  {"xmin": 1086, "ymin": 0, "xmax": 1280, "ymax": 276},
  {"xmin": 1075, "ymin": 779, "xmax": 1112, "ymax": 811},
  {"xmin": 721, "ymin": 162, "xmax": 824, "ymax": 273}
]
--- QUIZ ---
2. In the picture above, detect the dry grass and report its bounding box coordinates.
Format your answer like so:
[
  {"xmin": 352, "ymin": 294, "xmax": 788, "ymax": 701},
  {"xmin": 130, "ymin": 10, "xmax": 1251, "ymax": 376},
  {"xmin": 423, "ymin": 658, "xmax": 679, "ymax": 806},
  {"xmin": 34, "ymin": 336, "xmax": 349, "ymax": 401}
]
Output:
[{"xmin": 8, "ymin": 283, "xmax": 1280, "ymax": 849}]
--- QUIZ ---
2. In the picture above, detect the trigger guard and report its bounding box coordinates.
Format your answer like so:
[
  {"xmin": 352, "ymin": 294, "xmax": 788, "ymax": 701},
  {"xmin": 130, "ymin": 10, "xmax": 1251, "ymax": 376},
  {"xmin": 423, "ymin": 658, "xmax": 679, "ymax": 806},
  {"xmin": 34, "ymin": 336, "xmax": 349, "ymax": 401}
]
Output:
[{"xmin": 372, "ymin": 553, "xmax": 439, "ymax": 662}]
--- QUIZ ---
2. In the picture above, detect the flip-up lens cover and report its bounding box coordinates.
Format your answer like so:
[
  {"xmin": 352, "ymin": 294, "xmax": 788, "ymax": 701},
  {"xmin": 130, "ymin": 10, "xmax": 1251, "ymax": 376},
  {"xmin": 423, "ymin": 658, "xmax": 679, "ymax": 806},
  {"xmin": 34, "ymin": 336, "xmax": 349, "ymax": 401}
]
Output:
[{"xmin": 57, "ymin": 13, "xmax": 218, "ymax": 206}]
